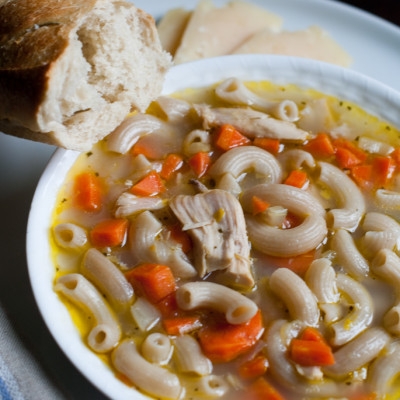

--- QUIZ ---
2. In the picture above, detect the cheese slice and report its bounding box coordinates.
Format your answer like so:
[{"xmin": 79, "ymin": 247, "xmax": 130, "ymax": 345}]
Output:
[
  {"xmin": 173, "ymin": 0, "xmax": 282, "ymax": 64},
  {"xmin": 157, "ymin": 8, "xmax": 192, "ymax": 56},
  {"xmin": 232, "ymin": 26, "xmax": 352, "ymax": 67}
]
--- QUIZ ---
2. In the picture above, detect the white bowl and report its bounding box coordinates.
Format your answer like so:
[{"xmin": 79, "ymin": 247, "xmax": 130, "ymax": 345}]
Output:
[{"xmin": 26, "ymin": 54, "xmax": 400, "ymax": 400}]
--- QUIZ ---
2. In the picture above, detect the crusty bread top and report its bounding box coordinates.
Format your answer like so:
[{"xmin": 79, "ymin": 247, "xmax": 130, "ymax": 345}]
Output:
[
  {"xmin": 0, "ymin": 0, "xmax": 95, "ymax": 129},
  {"xmin": 0, "ymin": 0, "xmax": 172, "ymax": 151}
]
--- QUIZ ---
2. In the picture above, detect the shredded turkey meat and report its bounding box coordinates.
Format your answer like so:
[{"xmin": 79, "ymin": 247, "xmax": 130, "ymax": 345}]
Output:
[
  {"xmin": 194, "ymin": 104, "xmax": 308, "ymax": 142},
  {"xmin": 169, "ymin": 189, "xmax": 254, "ymax": 288}
]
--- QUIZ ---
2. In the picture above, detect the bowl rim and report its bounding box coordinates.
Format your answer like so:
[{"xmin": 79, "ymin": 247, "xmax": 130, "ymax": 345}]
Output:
[{"xmin": 26, "ymin": 54, "xmax": 400, "ymax": 400}]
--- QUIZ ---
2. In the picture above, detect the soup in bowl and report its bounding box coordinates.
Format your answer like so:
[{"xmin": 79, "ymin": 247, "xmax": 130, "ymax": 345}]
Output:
[{"xmin": 27, "ymin": 55, "xmax": 400, "ymax": 400}]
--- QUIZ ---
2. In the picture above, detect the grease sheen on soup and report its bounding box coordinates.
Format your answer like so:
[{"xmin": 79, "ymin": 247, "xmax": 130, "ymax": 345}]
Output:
[{"xmin": 51, "ymin": 79, "xmax": 400, "ymax": 400}]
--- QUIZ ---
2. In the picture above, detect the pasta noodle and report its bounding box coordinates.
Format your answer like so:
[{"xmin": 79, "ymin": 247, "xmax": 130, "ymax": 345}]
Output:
[
  {"xmin": 142, "ymin": 333, "xmax": 173, "ymax": 365},
  {"xmin": 375, "ymin": 189, "xmax": 400, "ymax": 209},
  {"xmin": 215, "ymin": 77, "xmax": 299, "ymax": 122},
  {"xmin": 318, "ymin": 162, "xmax": 366, "ymax": 231},
  {"xmin": 81, "ymin": 248, "xmax": 134, "ymax": 309},
  {"xmin": 193, "ymin": 375, "xmax": 229, "ymax": 398},
  {"xmin": 106, "ymin": 114, "xmax": 165, "ymax": 154},
  {"xmin": 53, "ymin": 222, "xmax": 87, "ymax": 249},
  {"xmin": 55, "ymin": 273, "xmax": 121, "ymax": 353},
  {"xmin": 330, "ymin": 274, "xmax": 373, "ymax": 346},
  {"xmin": 371, "ymin": 249, "xmax": 400, "ymax": 294},
  {"xmin": 112, "ymin": 339, "xmax": 182, "ymax": 400},
  {"xmin": 323, "ymin": 328, "xmax": 390, "ymax": 378},
  {"xmin": 362, "ymin": 230, "xmax": 399, "ymax": 257},
  {"xmin": 155, "ymin": 96, "xmax": 192, "ymax": 123},
  {"xmin": 209, "ymin": 146, "xmax": 282, "ymax": 183},
  {"xmin": 305, "ymin": 258, "xmax": 339, "ymax": 304},
  {"xmin": 330, "ymin": 229, "xmax": 369, "ymax": 278},
  {"xmin": 215, "ymin": 172, "xmax": 242, "ymax": 197},
  {"xmin": 269, "ymin": 268, "xmax": 320, "ymax": 327},
  {"xmin": 174, "ymin": 334, "xmax": 212, "ymax": 376},
  {"xmin": 183, "ymin": 129, "xmax": 211, "ymax": 156},
  {"xmin": 176, "ymin": 282, "xmax": 258, "ymax": 324},
  {"xmin": 278, "ymin": 149, "xmax": 316, "ymax": 170},
  {"xmin": 363, "ymin": 212, "xmax": 400, "ymax": 233},
  {"xmin": 383, "ymin": 304, "xmax": 400, "ymax": 335},
  {"xmin": 241, "ymin": 183, "xmax": 327, "ymax": 256},
  {"xmin": 368, "ymin": 342, "xmax": 400, "ymax": 396}
]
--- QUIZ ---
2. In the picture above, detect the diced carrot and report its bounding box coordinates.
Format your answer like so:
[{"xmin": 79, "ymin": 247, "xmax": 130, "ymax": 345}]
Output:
[
  {"xmin": 335, "ymin": 147, "xmax": 362, "ymax": 169},
  {"xmin": 351, "ymin": 164, "xmax": 373, "ymax": 189},
  {"xmin": 282, "ymin": 212, "xmax": 302, "ymax": 229},
  {"xmin": 188, "ymin": 152, "xmax": 211, "ymax": 177},
  {"xmin": 333, "ymin": 138, "xmax": 367, "ymax": 162},
  {"xmin": 130, "ymin": 171, "xmax": 165, "ymax": 196},
  {"xmin": 168, "ymin": 224, "xmax": 192, "ymax": 253},
  {"xmin": 247, "ymin": 377, "xmax": 286, "ymax": 400},
  {"xmin": 284, "ymin": 170, "xmax": 308, "ymax": 189},
  {"xmin": 265, "ymin": 250, "xmax": 315, "ymax": 277},
  {"xmin": 391, "ymin": 148, "xmax": 400, "ymax": 166},
  {"xmin": 239, "ymin": 354, "xmax": 269, "ymax": 380},
  {"xmin": 303, "ymin": 133, "xmax": 335, "ymax": 158},
  {"xmin": 130, "ymin": 139, "xmax": 159, "ymax": 159},
  {"xmin": 252, "ymin": 196, "xmax": 270, "ymax": 215},
  {"xmin": 163, "ymin": 316, "xmax": 202, "ymax": 335},
  {"xmin": 372, "ymin": 156, "xmax": 396, "ymax": 186},
  {"xmin": 290, "ymin": 339, "xmax": 335, "ymax": 366},
  {"xmin": 198, "ymin": 310, "xmax": 264, "ymax": 363},
  {"xmin": 253, "ymin": 138, "xmax": 280, "ymax": 154},
  {"xmin": 125, "ymin": 264, "xmax": 176, "ymax": 304},
  {"xmin": 160, "ymin": 154, "xmax": 183, "ymax": 180},
  {"xmin": 90, "ymin": 218, "xmax": 128, "ymax": 248},
  {"xmin": 214, "ymin": 124, "xmax": 250, "ymax": 151},
  {"xmin": 300, "ymin": 327, "xmax": 328, "ymax": 345},
  {"xmin": 156, "ymin": 292, "xmax": 179, "ymax": 318},
  {"xmin": 74, "ymin": 172, "xmax": 102, "ymax": 212}
]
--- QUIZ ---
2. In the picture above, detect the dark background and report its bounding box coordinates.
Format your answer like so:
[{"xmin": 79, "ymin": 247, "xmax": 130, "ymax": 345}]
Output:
[{"xmin": 342, "ymin": 0, "xmax": 400, "ymax": 26}]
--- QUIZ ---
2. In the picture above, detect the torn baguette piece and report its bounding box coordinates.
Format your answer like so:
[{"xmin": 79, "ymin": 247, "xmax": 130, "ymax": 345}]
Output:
[
  {"xmin": 0, "ymin": 0, "xmax": 172, "ymax": 151},
  {"xmin": 232, "ymin": 26, "xmax": 352, "ymax": 67}
]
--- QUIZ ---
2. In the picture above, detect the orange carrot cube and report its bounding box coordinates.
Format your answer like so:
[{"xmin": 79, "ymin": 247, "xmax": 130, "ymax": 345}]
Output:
[{"xmin": 90, "ymin": 219, "xmax": 128, "ymax": 247}]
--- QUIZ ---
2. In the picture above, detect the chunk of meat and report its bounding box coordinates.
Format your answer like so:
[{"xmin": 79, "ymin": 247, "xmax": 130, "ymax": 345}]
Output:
[
  {"xmin": 170, "ymin": 189, "xmax": 254, "ymax": 288},
  {"xmin": 194, "ymin": 104, "xmax": 308, "ymax": 142}
]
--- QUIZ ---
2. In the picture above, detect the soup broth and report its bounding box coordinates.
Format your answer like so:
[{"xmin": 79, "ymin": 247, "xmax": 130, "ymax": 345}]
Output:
[{"xmin": 51, "ymin": 79, "xmax": 400, "ymax": 400}]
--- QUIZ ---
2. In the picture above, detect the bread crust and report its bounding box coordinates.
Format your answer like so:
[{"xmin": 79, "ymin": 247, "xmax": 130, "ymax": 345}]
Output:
[
  {"xmin": 0, "ymin": 0, "xmax": 97, "ymax": 129},
  {"xmin": 0, "ymin": 0, "xmax": 171, "ymax": 150}
]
